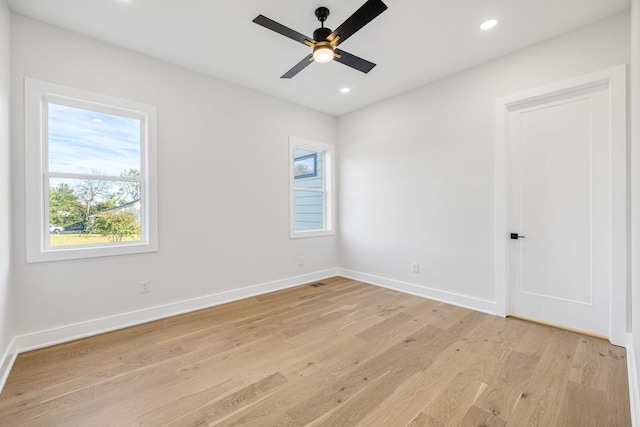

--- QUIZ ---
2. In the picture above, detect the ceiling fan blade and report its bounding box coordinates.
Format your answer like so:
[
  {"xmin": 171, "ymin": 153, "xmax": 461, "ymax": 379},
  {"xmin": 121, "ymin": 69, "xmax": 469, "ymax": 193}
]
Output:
[
  {"xmin": 327, "ymin": 0, "xmax": 388, "ymax": 46},
  {"xmin": 253, "ymin": 15, "xmax": 312, "ymax": 46},
  {"xmin": 334, "ymin": 49, "xmax": 376, "ymax": 74},
  {"xmin": 281, "ymin": 54, "xmax": 314, "ymax": 79}
]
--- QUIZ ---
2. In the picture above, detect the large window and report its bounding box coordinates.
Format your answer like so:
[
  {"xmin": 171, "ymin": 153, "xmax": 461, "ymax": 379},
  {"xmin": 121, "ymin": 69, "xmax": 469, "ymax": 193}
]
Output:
[
  {"xmin": 290, "ymin": 137, "xmax": 334, "ymax": 238},
  {"xmin": 25, "ymin": 79, "xmax": 158, "ymax": 262}
]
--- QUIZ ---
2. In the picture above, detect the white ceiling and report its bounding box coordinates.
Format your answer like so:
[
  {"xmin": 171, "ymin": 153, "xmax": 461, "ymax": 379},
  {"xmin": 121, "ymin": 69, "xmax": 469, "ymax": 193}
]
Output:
[{"xmin": 8, "ymin": 0, "xmax": 630, "ymax": 116}]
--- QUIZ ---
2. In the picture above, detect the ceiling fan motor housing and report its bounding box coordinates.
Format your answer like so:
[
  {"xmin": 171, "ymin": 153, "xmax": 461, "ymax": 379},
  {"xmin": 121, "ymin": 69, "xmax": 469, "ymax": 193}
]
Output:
[{"xmin": 313, "ymin": 27, "xmax": 332, "ymax": 41}]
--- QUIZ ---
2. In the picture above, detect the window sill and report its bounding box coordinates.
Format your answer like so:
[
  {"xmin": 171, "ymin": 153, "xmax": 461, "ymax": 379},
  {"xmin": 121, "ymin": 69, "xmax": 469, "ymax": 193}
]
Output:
[
  {"xmin": 27, "ymin": 240, "xmax": 158, "ymax": 263},
  {"xmin": 290, "ymin": 229, "xmax": 335, "ymax": 239}
]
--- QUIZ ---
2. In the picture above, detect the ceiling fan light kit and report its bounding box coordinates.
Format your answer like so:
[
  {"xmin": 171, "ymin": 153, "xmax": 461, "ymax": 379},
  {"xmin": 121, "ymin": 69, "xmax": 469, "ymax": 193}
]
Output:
[
  {"xmin": 312, "ymin": 42, "xmax": 335, "ymax": 63},
  {"xmin": 253, "ymin": 0, "xmax": 388, "ymax": 78}
]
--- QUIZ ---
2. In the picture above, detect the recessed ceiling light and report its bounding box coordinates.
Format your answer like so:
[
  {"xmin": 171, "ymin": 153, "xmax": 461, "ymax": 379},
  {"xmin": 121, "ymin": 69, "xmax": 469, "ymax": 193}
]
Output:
[
  {"xmin": 480, "ymin": 19, "xmax": 498, "ymax": 30},
  {"xmin": 340, "ymin": 87, "xmax": 351, "ymax": 94},
  {"xmin": 92, "ymin": 119, "xmax": 102, "ymax": 123}
]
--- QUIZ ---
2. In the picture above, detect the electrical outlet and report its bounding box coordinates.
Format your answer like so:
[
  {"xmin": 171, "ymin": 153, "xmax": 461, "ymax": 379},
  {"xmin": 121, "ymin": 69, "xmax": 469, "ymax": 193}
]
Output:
[
  {"xmin": 140, "ymin": 280, "xmax": 150, "ymax": 293},
  {"xmin": 412, "ymin": 263, "xmax": 419, "ymax": 273},
  {"xmin": 298, "ymin": 256, "xmax": 304, "ymax": 265}
]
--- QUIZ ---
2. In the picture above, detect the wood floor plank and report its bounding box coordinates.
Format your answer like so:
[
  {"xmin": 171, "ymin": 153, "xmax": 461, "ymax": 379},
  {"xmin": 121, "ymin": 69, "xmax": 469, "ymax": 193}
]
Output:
[
  {"xmin": 473, "ymin": 350, "xmax": 540, "ymax": 421},
  {"xmin": 556, "ymin": 382, "xmax": 629, "ymax": 427},
  {"xmin": 213, "ymin": 369, "xmax": 337, "ymax": 426},
  {"xmin": 163, "ymin": 410, "xmax": 209, "ymax": 427},
  {"xmin": 406, "ymin": 412, "xmax": 444, "ymax": 427},
  {"xmin": 136, "ymin": 378, "xmax": 237, "ymax": 426},
  {"xmin": 0, "ymin": 278, "xmax": 630, "ymax": 426},
  {"xmin": 460, "ymin": 406, "xmax": 507, "ymax": 427},
  {"xmin": 506, "ymin": 329, "xmax": 582, "ymax": 426},
  {"xmin": 461, "ymin": 316, "xmax": 532, "ymax": 385},
  {"xmin": 284, "ymin": 323, "xmax": 447, "ymax": 426},
  {"xmin": 420, "ymin": 373, "xmax": 487, "ymax": 426},
  {"xmin": 287, "ymin": 312, "xmax": 488, "ymax": 426},
  {"xmin": 354, "ymin": 316, "xmax": 503, "ymax": 427},
  {"xmin": 0, "ymin": 386, "xmax": 96, "ymax": 426},
  {"xmin": 199, "ymin": 372, "xmax": 289, "ymax": 424}
]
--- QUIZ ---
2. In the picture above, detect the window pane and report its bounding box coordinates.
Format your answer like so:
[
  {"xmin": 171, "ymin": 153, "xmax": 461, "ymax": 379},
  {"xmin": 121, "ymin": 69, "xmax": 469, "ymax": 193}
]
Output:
[
  {"xmin": 294, "ymin": 190, "xmax": 324, "ymax": 231},
  {"xmin": 293, "ymin": 148, "xmax": 322, "ymax": 189},
  {"xmin": 49, "ymin": 177, "xmax": 141, "ymax": 247},
  {"xmin": 48, "ymin": 103, "xmax": 141, "ymax": 176}
]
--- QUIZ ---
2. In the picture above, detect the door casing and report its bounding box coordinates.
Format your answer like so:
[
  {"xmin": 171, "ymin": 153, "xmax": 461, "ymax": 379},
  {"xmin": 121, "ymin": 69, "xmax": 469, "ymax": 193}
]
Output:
[{"xmin": 494, "ymin": 65, "xmax": 627, "ymax": 346}]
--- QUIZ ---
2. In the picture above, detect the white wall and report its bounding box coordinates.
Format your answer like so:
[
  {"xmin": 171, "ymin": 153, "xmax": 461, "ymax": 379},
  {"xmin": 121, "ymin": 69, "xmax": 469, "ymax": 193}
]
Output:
[
  {"xmin": 337, "ymin": 12, "xmax": 630, "ymax": 313},
  {"xmin": 0, "ymin": 0, "xmax": 15, "ymax": 387},
  {"xmin": 11, "ymin": 15, "xmax": 337, "ymax": 348}
]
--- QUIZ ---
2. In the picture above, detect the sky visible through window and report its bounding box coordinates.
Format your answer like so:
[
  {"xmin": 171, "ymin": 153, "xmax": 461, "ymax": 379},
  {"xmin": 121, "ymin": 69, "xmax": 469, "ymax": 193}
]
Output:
[{"xmin": 48, "ymin": 103, "xmax": 141, "ymax": 176}]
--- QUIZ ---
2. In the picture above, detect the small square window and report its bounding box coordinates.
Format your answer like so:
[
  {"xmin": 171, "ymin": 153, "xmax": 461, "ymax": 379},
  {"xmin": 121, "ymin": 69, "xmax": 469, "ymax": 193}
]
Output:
[{"xmin": 294, "ymin": 153, "xmax": 317, "ymax": 179}]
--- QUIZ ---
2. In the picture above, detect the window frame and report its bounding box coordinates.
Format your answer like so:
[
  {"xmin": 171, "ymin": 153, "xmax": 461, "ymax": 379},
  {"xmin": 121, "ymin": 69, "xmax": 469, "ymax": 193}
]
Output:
[
  {"xmin": 289, "ymin": 136, "xmax": 335, "ymax": 238},
  {"xmin": 25, "ymin": 78, "xmax": 158, "ymax": 262}
]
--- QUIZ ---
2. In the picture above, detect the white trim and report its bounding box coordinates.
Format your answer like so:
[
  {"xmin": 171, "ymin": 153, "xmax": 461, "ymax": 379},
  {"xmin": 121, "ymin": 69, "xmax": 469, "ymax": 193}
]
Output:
[
  {"xmin": 24, "ymin": 78, "xmax": 158, "ymax": 263},
  {"xmin": 14, "ymin": 269, "xmax": 338, "ymax": 353},
  {"xmin": 608, "ymin": 65, "xmax": 628, "ymax": 347},
  {"xmin": 338, "ymin": 269, "xmax": 498, "ymax": 315},
  {"xmin": 628, "ymin": 334, "xmax": 640, "ymax": 427},
  {"xmin": 289, "ymin": 136, "xmax": 336, "ymax": 239},
  {"xmin": 494, "ymin": 65, "xmax": 628, "ymax": 346},
  {"xmin": 631, "ymin": 2, "xmax": 640, "ymax": 425},
  {"xmin": 0, "ymin": 337, "xmax": 18, "ymax": 393}
]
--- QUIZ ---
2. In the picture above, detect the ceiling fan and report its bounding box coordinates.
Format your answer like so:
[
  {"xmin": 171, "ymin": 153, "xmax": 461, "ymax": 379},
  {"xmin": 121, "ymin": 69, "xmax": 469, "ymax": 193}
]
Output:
[{"xmin": 252, "ymin": 0, "xmax": 388, "ymax": 79}]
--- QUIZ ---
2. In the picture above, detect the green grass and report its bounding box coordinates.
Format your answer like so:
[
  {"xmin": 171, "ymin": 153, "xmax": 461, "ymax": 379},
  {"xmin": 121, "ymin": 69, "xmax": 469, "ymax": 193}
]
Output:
[{"xmin": 50, "ymin": 233, "xmax": 141, "ymax": 247}]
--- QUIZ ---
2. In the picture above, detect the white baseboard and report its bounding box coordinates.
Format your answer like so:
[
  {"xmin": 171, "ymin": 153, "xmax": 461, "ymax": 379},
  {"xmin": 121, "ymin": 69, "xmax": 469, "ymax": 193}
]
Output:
[
  {"xmin": 15, "ymin": 269, "xmax": 338, "ymax": 353},
  {"xmin": 0, "ymin": 337, "xmax": 17, "ymax": 393},
  {"xmin": 338, "ymin": 269, "xmax": 498, "ymax": 315},
  {"xmin": 628, "ymin": 334, "xmax": 640, "ymax": 427}
]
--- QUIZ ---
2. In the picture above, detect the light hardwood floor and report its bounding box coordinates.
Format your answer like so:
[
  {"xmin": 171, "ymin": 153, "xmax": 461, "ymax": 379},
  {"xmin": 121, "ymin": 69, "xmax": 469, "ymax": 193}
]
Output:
[{"xmin": 0, "ymin": 277, "xmax": 631, "ymax": 426}]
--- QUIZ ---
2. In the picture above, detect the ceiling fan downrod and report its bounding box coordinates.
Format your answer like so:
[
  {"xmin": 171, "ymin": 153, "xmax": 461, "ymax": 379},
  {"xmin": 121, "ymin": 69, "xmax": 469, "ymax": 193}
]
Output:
[{"xmin": 313, "ymin": 7, "xmax": 332, "ymax": 41}]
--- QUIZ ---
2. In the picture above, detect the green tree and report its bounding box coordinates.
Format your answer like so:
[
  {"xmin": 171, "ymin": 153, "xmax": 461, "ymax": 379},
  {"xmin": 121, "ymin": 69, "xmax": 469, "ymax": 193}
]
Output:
[
  {"xmin": 118, "ymin": 168, "xmax": 141, "ymax": 204},
  {"xmin": 49, "ymin": 183, "xmax": 82, "ymax": 227},
  {"xmin": 75, "ymin": 176, "xmax": 111, "ymax": 225},
  {"xmin": 92, "ymin": 211, "xmax": 140, "ymax": 243},
  {"xmin": 94, "ymin": 193, "xmax": 120, "ymax": 213}
]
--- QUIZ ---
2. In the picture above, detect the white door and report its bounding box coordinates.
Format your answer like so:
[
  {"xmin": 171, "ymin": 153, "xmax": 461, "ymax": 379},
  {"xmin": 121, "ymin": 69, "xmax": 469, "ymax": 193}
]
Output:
[{"xmin": 507, "ymin": 85, "xmax": 611, "ymax": 337}]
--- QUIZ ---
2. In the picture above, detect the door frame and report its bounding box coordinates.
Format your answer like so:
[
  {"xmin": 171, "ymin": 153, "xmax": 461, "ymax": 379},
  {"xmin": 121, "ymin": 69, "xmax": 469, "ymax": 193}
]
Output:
[{"xmin": 494, "ymin": 65, "xmax": 627, "ymax": 346}]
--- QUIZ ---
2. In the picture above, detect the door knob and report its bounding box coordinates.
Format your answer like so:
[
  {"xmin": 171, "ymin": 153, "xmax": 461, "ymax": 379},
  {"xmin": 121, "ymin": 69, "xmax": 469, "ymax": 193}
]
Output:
[{"xmin": 510, "ymin": 233, "xmax": 525, "ymax": 239}]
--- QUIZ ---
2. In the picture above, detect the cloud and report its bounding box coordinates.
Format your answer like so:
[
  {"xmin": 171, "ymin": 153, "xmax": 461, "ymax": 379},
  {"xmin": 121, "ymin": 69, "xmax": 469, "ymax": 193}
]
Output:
[{"xmin": 48, "ymin": 103, "xmax": 141, "ymax": 176}]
